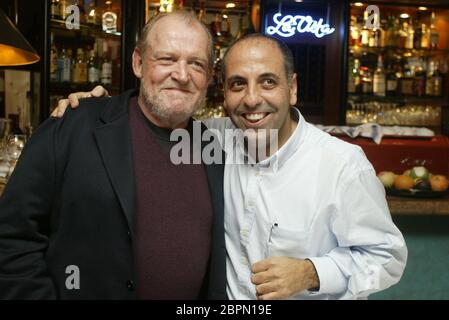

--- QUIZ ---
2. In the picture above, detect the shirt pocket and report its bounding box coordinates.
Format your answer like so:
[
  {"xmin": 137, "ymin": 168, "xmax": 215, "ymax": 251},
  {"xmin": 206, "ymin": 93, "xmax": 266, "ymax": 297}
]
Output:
[{"xmin": 267, "ymin": 225, "xmax": 310, "ymax": 259}]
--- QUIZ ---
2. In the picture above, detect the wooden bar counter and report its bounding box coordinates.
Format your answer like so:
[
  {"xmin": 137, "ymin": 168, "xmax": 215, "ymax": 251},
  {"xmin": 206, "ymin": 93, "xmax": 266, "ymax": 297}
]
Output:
[{"xmin": 387, "ymin": 195, "xmax": 449, "ymax": 215}]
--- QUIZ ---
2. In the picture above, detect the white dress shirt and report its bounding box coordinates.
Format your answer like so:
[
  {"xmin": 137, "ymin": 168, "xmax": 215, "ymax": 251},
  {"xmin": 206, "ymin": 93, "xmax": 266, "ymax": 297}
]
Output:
[{"xmin": 203, "ymin": 108, "xmax": 407, "ymax": 300}]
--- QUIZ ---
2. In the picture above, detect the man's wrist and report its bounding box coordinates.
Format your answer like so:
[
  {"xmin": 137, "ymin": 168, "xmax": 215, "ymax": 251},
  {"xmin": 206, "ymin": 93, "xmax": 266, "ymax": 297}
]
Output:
[{"xmin": 305, "ymin": 258, "xmax": 320, "ymax": 291}]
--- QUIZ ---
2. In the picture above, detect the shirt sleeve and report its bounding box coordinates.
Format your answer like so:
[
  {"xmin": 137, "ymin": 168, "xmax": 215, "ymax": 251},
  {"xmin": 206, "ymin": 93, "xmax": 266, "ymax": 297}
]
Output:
[{"xmin": 308, "ymin": 167, "xmax": 408, "ymax": 299}]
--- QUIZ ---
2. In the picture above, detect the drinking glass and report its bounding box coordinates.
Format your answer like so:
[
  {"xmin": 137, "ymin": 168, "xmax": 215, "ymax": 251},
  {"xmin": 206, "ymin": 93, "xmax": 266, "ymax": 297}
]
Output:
[{"xmin": 5, "ymin": 134, "xmax": 27, "ymax": 169}]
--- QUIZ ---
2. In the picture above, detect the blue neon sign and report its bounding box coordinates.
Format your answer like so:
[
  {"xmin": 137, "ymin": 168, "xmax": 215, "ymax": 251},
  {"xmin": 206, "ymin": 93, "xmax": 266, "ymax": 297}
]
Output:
[{"xmin": 266, "ymin": 13, "xmax": 335, "ymax": 38}]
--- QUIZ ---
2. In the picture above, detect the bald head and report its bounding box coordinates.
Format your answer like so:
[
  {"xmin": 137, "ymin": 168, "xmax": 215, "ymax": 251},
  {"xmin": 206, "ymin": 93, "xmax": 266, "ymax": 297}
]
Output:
[{"xmin": 222, "ymin": 34, "xmax": 295, "ymax": 84}]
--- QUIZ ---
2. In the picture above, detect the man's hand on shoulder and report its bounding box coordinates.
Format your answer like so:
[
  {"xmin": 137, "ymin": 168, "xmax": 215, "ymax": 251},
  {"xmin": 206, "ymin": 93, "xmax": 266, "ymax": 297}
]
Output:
[
  {"xmin": 251, "ymin": 257, "xmax": 320, "ymax": 300},
  {"xmin": 51, "ymin": 85, "xmax": 110, "ymax": 118}
]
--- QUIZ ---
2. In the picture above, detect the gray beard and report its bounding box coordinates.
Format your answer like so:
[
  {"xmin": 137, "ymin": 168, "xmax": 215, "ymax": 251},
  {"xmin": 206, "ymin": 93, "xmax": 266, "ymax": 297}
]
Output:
[{"xmin": 139, "ymin": 80, "xmax": 206, "ymax": 128}]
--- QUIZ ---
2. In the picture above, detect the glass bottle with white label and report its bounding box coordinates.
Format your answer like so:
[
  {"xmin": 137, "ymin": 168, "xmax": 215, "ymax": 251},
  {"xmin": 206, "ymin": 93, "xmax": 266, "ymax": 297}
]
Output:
[
  {"xmin": 373, "ymin": 55, "xmax": 386, "ymax": 96},
  {"xmin": 101, "ymin": 43, "xmax": 112, "ymax": 85},
  {"xmin": 102, "ymin": 1, "xmax": 117, "ymax": 33}
]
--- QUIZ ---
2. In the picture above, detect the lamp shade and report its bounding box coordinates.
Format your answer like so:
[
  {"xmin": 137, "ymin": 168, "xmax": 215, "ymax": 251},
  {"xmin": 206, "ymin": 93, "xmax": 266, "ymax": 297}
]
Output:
[{"xmin": 0, "ymin": 9, "xmax": 40, "ymax": 66}]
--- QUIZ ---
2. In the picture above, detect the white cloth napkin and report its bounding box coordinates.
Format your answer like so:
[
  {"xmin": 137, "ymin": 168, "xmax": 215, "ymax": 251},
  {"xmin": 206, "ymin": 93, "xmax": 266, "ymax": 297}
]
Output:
[{"xmin": 315, "ymin": 123, "xmax": 434, "ymax": 144}]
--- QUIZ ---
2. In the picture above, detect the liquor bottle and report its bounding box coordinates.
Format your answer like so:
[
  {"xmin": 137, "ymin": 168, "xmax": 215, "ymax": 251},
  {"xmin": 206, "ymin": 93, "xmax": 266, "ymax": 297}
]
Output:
[
  {"xmin": 243, "ymin": 2, "xmax": 255, "ymax": 36},
  {"xmin": 86, "ymin": 0, "xmax": 99, "ymax": 26},
  {"xmin": 413, "ymin": 14, "xmax": 422, "ymax": 49},
  {"xmin": 102, "ymin": 0, "xmax": 117, "ymax": 33},
  {"xmin": 221, "ymin": 11, "xmax": 233, "ymax": 45},
  {"xmin": 360, "ymin": 66, "xmax": 373, "ymax": 94},
  {"xmin": 373, "ymin": 55, "xmax": 386, "ymax": 96},
  {"xmin": 60, "ymin": 0, "xmax": 68, "ymax": 20},
  {"xmin": 429, "ymin": 60, "xmax": 443, "ymax": 97},
  {"xmin": 429, "ymin": 12, "xmax": 439, "ymax": 49},
  {"xmin": 350, "ymin": 15, "xmax": 361, "ymax": 47},
  {"xmin": 234, "ymin": 13, "xmax": 244, "ymax": 41},
  {"xmin": 386, "ymin": 63, "xmax": 398, "ymax": 96},
  {"xmin": 57, "ymin": 47, "xmax": 71, "ymax": 82},
  {"xmin": 51, "ymin": 0, "xmax": 61, "ymax": 20},
  {"xmin": 348, "ymin": 58, "xmax": 361, "ymax": 94},
  {"xmin": 176, "ymin": 0, "xmax": 185, "ymax": 10},
  {"xmin": 361, "ymin": 10, "xmax": 370, "ymax": 47},
  {"xmin": 50, "ymin": 33, "xmax": 58, "ymax": 82},
  {"xmin": 369, "ymin": 27, "xmax": 381, "ymax": 47},
  {"xmin": 398, "ymin": 21, "xmax": 409, "ymax": 48},
  {"xmin": 88, "ymin": 45, "xmax": 100, "ymax": 84},
  {"xmin": 426, "ymin": 60, "xmax": 435, "ymax": 96},
  {"xmin": 100, "ymin": 43, "xmax": 112, "ymax": 86},
  {"xmin": 384, "ymin": 16, "xmax": 392, "ymax": 46},
  {"xmin": 421, "ymin": 23, "xmax": 429, "ymax": 49},
  {"xmin": 414, "ymin": 57, "xmax": 426, "ymax": 97},
  {"xmin": 405, "ymin": 19, "xmax": 414, "ymax": 49},
  {"xmin": 399, "ymin": 64, "xmax": 414, "ymax": 96},
  {"xmin": 197, "ymin": 0, "xmax": 206, "ymax": 25},
  {"xmin": 73, "ymin": 48, "xmax": 88, "ymax": 83},
  {"xmin": 211, "ymin": 14, "xmax": 222, "ymax": 42}
]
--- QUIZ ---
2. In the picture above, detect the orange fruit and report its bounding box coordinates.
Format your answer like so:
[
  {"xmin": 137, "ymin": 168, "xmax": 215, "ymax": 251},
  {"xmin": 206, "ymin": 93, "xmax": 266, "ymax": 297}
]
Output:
[
  {"xmin": 429, "ymin": 175, "xmax": 449, "ymax": 192},
  {"xmin": 394, "ymin": 175, "xmax": 415, "ymax": 190}
]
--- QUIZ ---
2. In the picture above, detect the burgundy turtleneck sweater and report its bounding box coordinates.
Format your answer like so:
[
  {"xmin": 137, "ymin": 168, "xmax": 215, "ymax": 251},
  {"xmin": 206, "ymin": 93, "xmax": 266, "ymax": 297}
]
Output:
[{"xmin": 128, "ymin": 96, "xmax": 213, "ymax": 299}]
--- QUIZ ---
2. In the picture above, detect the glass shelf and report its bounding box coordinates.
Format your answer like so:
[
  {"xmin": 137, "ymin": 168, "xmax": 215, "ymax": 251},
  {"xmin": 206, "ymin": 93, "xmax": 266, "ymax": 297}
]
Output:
[
  {"xmin": 349, "ymin": 46, "xmax": 449, "ymax": 59},
  {"xmin": 348, "ymin": 93, "xmax": 446, "ymax": 105},
  {"xmin": 51, "ymin": 19, "xmax": 121, "ymax": 38}
]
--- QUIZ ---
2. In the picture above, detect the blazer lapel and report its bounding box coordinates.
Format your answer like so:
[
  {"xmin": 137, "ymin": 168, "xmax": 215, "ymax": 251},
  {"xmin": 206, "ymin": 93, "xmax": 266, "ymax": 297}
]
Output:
[
  {"xmin": 94, "ymin": 90, "xmax": 137, "ymax": 236},
  {"xmin": 201, "ymin": 123, "xmax": 227, "ymax": 298}
]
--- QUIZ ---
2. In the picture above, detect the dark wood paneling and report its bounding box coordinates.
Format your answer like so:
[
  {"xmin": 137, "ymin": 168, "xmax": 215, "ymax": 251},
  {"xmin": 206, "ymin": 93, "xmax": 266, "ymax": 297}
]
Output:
[{"xmin": 122, "ymin": 0, "xmax": 146, "ymax": 91}]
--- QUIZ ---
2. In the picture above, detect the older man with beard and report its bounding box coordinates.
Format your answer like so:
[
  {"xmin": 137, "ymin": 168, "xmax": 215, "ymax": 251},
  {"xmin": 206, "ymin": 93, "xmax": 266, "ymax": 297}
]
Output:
[{"xmin": 0, "ymin": 11, "xmax": 226, "ymax": 299}]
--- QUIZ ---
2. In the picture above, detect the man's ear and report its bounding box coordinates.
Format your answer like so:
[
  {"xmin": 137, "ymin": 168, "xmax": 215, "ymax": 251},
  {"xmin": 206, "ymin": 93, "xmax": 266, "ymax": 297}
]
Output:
[
  {"xmin": 132, "ymin": 48, "xmax": 143, "ymax": 79},
  {"xmin": 289, "ymin": 73, "xmax": 298, "ymax": 106}
]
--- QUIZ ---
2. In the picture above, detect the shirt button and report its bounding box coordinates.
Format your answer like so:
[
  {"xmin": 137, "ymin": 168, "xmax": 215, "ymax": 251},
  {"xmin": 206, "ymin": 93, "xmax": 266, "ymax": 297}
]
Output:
[
  {"xmin": 240, "ymin": 229, "xmax": 248, "ymax": 237},
  {"xmin": 126, "ymin": 280, "xmax": 135, "ymax": 291},
  {"xmin": 241, "ymin": 258, "xmax": 249, "ymax": 266}
]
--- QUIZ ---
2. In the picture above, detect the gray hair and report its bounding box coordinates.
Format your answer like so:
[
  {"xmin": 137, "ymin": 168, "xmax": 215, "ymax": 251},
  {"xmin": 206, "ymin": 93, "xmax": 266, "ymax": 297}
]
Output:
[
  {"xmin": 136, "ymin": 10, "xmax": 215, "ymax": 72},
  {"xmin": 222, "ymin": 33, "xmax": 295, "ymax": 83}
]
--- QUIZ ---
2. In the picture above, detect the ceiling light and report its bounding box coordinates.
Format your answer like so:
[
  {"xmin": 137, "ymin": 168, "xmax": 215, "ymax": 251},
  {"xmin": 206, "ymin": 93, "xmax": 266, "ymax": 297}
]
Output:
[
  {"xmin": 0, "ymin": 9, "xmax": 40, "ymax": 66},
  {"xmin": 354, "ymin": 2, "xmax": 364, "ymax": 7},
  {"xmin": 226, "ymin": 3, "xmax": 236, "ymax": 8},
  {"xmin": 418, "ymin": 6, "xmax": 428, "ymax": 11},
  {"xmin": 400, "ymin": 13, "xmax": 410, "ymax": 19}
]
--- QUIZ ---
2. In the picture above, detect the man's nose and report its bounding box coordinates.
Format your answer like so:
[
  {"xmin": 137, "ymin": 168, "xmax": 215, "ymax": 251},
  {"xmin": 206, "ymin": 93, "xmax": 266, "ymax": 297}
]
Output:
[
  {"xmin": 171, "ymin": 61, "xmax": 189, "ymax": 84},
  {"xmin": 243, "ymin": 84, "xmax": 263, "ymax": 108}
]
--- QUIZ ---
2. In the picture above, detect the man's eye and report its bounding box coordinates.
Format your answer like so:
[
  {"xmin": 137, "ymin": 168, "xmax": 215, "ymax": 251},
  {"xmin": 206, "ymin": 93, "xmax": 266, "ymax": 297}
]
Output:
[
  {"xmin": 230, "ymin": 80, "xmax": 245, "ymax": 90},
  {"xmin": 191, "ymin": 61, "xmax": 205, "ymax": 69},
  {"xmin": 262, "ymin": 78, "xmax": 276, "ymax": 86},
  {"xmin": 159, "ymin": 57, "xmax": 174, "ymax": 63}
]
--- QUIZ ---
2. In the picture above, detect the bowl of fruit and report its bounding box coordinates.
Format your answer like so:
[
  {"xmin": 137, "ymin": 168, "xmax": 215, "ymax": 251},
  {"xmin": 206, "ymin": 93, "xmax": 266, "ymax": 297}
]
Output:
[{"xmin": 377, "ymin": 166, "xmax": 449, "ymax": 198}]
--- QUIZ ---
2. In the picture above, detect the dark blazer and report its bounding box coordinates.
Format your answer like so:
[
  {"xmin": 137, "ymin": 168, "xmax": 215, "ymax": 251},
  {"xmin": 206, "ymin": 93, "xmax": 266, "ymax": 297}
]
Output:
[{"xmin": 0, "ymin": 89, "xmax": 226, "ymax": 299}]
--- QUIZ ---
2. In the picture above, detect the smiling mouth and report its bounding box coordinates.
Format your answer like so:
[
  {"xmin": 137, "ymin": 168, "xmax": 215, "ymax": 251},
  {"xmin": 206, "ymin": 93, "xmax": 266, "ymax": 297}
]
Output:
[
  {"xmin": 241, "ymin": 112, "xmax": 270, "ymax": 124},
  {"xmin": 164, "ymin": 88, "xmax": 191, "ymax": 94}
]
